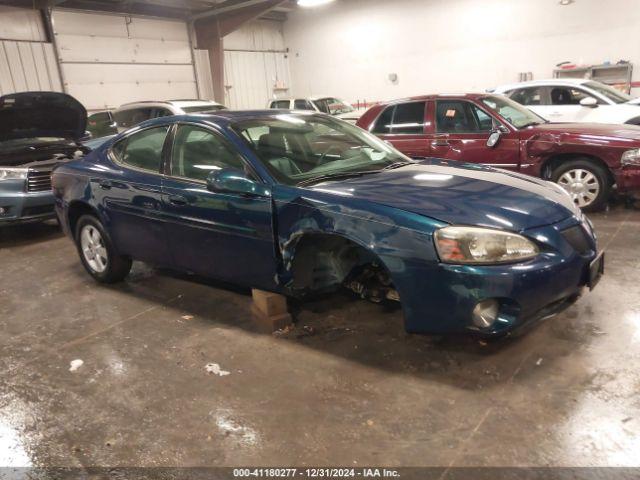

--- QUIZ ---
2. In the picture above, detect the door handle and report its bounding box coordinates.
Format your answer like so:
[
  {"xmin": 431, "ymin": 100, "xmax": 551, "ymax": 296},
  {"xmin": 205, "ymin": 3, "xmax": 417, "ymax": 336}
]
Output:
[
  {"xmin": 99, "ymin": 180, "xmax": 112, "ymax": 190},
  {"xmin": 168, "ymin": 194, "xmax": 188, "ymax": 206},
  {"xmin": 431, "ymin": 137, "xmax": 450, "ymax": 147}
]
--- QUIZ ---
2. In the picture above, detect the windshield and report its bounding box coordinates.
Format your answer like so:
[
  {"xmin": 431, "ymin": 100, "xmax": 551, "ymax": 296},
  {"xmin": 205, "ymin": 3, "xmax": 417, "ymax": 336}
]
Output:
[
  {"xmin": 313, "ymin": 98, "xmax": 355, "ymax": 115},
  {"xmin": 181, "ymin": 105, "xmax": 227, "ymax": 113},
  {"xmin": 584, "ymin": 81, "xmax": 632, "ymax": 104},
  {"xmin": 481, "ymin": 95, "xmax": 547, "ymax": 128},
  {"xmin": 233, "ymin": 113, "xmax": 411, "ymax": 186}
]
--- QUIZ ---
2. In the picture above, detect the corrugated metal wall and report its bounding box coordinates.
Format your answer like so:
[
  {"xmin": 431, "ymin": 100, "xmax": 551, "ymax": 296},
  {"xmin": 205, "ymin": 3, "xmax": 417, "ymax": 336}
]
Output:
[
  {"xmin": 0, "ymin": 6, "xmax": 62, "ymax": 95},
  {"xmin": 223, "ymin": 20, "xmax": 290, "ymax": 109},
  {"xmin": 52, "ymin": 10, "xmax": 199, "ymax": 111}
]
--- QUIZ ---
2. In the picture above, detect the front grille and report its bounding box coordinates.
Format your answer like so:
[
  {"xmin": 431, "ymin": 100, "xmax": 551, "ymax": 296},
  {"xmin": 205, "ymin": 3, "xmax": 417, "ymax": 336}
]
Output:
[
  {"xmin": 561, "ymin": 224, "xmax": 593, "ymax": 255},
  {"xmin": 26, "ymin": 168, "xmax": 53, "ymax": 192}
]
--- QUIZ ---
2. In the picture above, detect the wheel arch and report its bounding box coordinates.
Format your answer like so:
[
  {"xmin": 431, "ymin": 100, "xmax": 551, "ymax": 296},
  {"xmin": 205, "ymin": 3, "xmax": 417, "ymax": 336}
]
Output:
[
  {"xmin": 67, "ymin": 200, "xmax": 101, "ymax": 237},
  {"xmin": 540, "ymin": 152, "xmax": 614, "ymax": 185}
]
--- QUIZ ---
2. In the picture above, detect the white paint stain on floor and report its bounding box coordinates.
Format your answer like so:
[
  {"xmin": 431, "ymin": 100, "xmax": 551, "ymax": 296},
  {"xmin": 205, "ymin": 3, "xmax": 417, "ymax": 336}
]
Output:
[
  {"xmin": 213, "ymin": 409, "xmax": 259, "ymax": 448},
  {"xmin": 69, "ymin": 359, "xmax": 84, "ymax": 372},
  {"xmin": 205, "ymin": 363, "xmax": 230, "ymax": 376}
]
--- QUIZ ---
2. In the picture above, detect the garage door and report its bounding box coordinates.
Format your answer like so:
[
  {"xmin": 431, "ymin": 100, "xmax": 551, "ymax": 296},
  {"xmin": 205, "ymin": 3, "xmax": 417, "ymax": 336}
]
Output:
[
  {"xmin": 0, "ymin": 6, "xmax": 62, "ymax": 95},
  {"xmin": 52, "ymin": 10, "xmax": 199, "ymax": 112}
]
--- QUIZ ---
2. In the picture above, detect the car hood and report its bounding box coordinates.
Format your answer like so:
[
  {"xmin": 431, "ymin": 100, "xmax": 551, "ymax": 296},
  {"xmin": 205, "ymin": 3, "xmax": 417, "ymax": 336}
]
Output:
[
  {"xmin": 307, "ymin": 159, "xmax": 579, "ymax": 231},
  {"xmin": 524, "ymin": 122, "xmax": 640, "ymax": 142},
  {"xmin": 336, "ymin": 110, "xmax": 364, "ymax": 121},
  {"xmin": 0, "ymin": 91, "xmax": 87, "ymax": 142}
]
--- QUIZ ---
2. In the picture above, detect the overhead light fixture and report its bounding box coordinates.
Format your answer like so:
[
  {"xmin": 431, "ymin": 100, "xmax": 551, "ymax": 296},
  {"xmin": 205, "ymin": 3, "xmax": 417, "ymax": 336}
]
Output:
[
  {"xmin": 297, "ymin": 0, "xmax": 335, "ymax": 7},
  {"xmin": 559, "ymin": 0, "xmax": 574, "ymax": 5}
]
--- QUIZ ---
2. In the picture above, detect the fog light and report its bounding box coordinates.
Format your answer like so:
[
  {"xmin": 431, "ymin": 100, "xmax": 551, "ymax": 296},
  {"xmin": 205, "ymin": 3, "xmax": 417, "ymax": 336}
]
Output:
[{"xmin": 472, "ymin": 299, "xmax": 499, "ymax": 328}]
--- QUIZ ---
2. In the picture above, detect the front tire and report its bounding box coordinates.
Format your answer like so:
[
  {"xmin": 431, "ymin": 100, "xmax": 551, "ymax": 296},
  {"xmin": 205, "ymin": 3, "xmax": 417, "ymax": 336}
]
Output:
[
  {"xmin": 75, "ymin": 214, "xmax": 131, "ymax": 283},
  {"xmin": 551, "ymin": 159, "xmax": 611, "ymax": 211}
]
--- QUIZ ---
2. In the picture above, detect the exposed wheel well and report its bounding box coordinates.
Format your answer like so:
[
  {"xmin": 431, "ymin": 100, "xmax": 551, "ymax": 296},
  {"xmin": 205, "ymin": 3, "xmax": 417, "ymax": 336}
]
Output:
[
  {"xmin": 289, "ymin": 233, "xmax": 396, "ymax": 301},
  {"xmin": 67, "ymin": 201, "xmax": 99, "ymax": 236},
  {"xmin": 541, "ymin": 153, "xmax": 614, "ymax": 185}
]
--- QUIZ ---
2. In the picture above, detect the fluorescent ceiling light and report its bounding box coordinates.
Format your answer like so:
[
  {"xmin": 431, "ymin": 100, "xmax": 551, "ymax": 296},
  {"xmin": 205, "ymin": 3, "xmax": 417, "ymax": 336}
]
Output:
[{"xmin": 297, "ymin": 0, "xmax": 335, "ymax": 7}]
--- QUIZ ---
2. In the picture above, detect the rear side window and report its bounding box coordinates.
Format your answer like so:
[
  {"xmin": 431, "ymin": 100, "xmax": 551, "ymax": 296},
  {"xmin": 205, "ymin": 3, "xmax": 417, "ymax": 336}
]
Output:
[
  {"xmin": 510, "ymin": 87, "xmax": 543, "ymax": 106},
  {"xmin": 112, "ymin": 126, "xmax": 169, "ymax": 173},
  {"xmin": 371, "ymin": 102, "xmax": 425, "ymax": 134},
  {"xmin": 270, "ymin": 100, "xmax": 290, "ymax": 109},
  {"xmin": 113, "ymin": 108, "xmax": 154, "ymax": 129},
  {"xmin": 550, "ymin": 87, "xmax": 600, "ymax": 105},
  {"xmin": 88, "ymin": 112, "xmax": 111, "ymax": 122}
]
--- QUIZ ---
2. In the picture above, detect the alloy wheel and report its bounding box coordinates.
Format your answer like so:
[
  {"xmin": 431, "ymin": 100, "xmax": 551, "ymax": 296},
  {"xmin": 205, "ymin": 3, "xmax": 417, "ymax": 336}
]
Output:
[
  {"xmin": 80, "ymin": 225, "xmax": 108, "ymax": 273},
  {"xmin": 557, "ymin": 168, "xmax": 600, "ymax": 208}
]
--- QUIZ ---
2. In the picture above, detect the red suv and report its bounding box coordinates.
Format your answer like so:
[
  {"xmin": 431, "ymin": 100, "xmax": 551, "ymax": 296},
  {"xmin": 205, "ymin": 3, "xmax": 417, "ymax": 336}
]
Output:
[{"xmin": 357, "ymin": 94, "xmax": 640, "ymax": 210}]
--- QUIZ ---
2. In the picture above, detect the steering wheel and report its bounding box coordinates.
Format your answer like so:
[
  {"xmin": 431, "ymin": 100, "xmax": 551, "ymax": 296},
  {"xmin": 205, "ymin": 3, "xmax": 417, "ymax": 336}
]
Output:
[{"xmin": 317, "ymin": 144, "xmax": 343, "ymax": 165}]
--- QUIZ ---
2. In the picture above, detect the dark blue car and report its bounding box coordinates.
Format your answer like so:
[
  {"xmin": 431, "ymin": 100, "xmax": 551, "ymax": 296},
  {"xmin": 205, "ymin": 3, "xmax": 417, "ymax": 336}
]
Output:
[{"xmin": 52, "ymin": 110, "xmax": 603, "ymax": 336}]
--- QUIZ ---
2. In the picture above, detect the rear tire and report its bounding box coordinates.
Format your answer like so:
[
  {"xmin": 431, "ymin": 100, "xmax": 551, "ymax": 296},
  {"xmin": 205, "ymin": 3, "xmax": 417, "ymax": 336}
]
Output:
[
  {"xmin": 75, "ymin": 214, "xmax": 131, "ymax": 283},
  {"xmin": 550, "ymin": 159, "xmax": 611, "ymax": 212}
]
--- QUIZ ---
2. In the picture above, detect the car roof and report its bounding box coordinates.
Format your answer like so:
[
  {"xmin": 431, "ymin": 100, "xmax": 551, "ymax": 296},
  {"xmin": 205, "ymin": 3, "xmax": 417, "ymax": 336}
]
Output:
[
  {"xmin": 116, "ymin": 99, "xmax": 223, "ymax": 110},
  {"xmin": 373, "ymin": 93, "xmax": 496, "ymax": 106},
  {"xmin": 493, "ymin": 78, "xmax": 589, "ymax": 92}
]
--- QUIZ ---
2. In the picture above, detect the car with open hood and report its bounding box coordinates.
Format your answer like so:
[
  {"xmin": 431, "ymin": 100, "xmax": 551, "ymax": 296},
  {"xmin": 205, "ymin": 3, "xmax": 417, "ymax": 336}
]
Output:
[
  {"xmin": 51, "ymin": 110, "xmax": 602, "ymax": 337},
  {"xmin": 492, "ymin": 79, "xmax": 640, "ymax": 125},
  {"xmin": 0, "ymin": 91, "xmax": 89, "ymax": 225},
  {"xmin": 356, "ymin": 93, "xmax": 640, "ymax": 211}
]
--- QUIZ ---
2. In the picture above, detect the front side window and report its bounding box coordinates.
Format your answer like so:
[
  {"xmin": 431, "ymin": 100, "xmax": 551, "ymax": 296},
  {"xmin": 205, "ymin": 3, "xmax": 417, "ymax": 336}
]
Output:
[
  {"xmin": 480, "ymin": 95, "xmax": 546, "ymax": 129},
  {"xmin": 435, "ymin": 101, "xmax": 493, "ymax": 134},
  {"xmin": 112, "ymin": 126, "xmax": 169, "ymax": 172},
  {"xmin": 170, "ymin": 125, "xmax": 247, "ymax": 182},
  {"xmin": 550, "ymin": 87, "xmax": 599, "ymax": 105},
  {"xmin": 510, "ymin": 87, "xmax": 543, "ymax": 106},
  {"xmin": 294, "ymin": 99, "xmax": 314, "ymax": 110},
  {"xmin": 233, "ymin": 114, "xmax": 410, "ymax": 186},
  {"xmin": 270, "ymin": 100, "xmax": 291, "ymax": 109},
  {"xmin": 313, "ymin": 98, "xmax": 355, "ymax": 115}
]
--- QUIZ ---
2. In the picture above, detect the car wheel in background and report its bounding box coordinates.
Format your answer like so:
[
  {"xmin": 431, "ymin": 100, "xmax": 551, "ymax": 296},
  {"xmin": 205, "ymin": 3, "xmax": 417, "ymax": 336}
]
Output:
[
  {"xmin": 551, "ymin": 159, "xmax": 611, "ymax": 211},
  {"xmin": 75, "ymin": 214, "xmax": 132, "ymax": 283}
]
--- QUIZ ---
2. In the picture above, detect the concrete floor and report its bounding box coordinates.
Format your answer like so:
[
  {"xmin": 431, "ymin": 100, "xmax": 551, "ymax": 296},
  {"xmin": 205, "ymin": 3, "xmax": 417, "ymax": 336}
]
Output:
[{"xmin": 1, "ymin": 205, "xmax": 639, "ymax": 469}]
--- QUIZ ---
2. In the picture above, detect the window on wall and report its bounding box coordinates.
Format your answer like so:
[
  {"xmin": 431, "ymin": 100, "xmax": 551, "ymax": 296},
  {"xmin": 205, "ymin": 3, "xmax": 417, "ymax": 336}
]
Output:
[
  {"xmin": 510, "ymin": 87, "xmax": 543, "ymax": 106},
  {"xmin": 371, "ymin": 102, "xmax": 426, "ymax": 134},
  {"xmin": 112, "ymin": 126, "xmax": 169, "ymax": 172},
  {"xmin": 435, "ymin": 101, "xmax": 494, "ymax": 134},
  {"xmin": 170, "ymin": 125, "xmax": 248, "ymax": 182}
]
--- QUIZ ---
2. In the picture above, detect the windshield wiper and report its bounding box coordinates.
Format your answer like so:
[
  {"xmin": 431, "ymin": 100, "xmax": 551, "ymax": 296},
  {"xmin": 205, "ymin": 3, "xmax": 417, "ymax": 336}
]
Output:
[
  {"xmin": 519, "ymin": 121, "xmax": 545, "ymax": 128},
  {"xmin": 383, "ymin": 160, "xmax": 418, "ymax": 170},
  {"xmin": 297, "ymin": 170, "xmax": 380, "ymax": 187}
]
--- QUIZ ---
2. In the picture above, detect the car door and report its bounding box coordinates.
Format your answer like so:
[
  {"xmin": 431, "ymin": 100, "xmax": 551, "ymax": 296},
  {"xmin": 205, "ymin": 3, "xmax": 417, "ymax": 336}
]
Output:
[
  {"xmin": 427, "ymin": 99, "xmax": 520, "ymax": 170},
  {"xmin": 102, "ymin": 125, "xmax": 172, "ymax": 263},
  {"xmin": 546, "ymin": 86, "xmax": 602, "ymax": 122},
  {"xmin": 370, "ymin": 101, "xmax": 429, "ymax": 158},
  {"xmin": 161, "ymin": 123, "xmax": 277, "ymax": 289}
]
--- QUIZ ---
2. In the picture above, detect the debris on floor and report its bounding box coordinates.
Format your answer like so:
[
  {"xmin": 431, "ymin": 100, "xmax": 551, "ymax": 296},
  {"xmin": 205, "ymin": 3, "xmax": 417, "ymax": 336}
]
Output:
[
  {"xmin": 181, "ymin": 315, "xmax": 194, "ymax": 321},
  {"xmin": 205, "ymin": 363, "xmax": 230, "ymax": 377},
  {"xmin": 536, "ymin": 358, "xmax": 543, "ymax": 366},
  {"xmin": 69, "ymin": 359, "xmax": 84, "ymax": 372}
]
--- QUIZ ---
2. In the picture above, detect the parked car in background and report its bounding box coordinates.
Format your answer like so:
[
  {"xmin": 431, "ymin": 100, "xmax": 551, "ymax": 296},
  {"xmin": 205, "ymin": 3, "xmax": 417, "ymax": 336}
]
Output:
[
  {"xmin": 0, "ymin": 91, "xmax": 89, "ymax": 225},
  {"xmin": 52, "ymin": 110, "xmax": 602, "ymax": 337},
  {"xmin": 113, "ymin": 99, "xmax": 227, "ymax": 132},
  {"xmin": 268, "ymin": 96, "xmax": 363, "ymax": 123},
  {"xmin": 493, "ymin": 79, "xmax": 640, "ymax": 125},
  {"xmin": 357, "ymin": 93, "xmax": 640, "ymax": 210},
  {"xmin": 87, "ymin": 110, "xmax": 117, "ymax": 138}
]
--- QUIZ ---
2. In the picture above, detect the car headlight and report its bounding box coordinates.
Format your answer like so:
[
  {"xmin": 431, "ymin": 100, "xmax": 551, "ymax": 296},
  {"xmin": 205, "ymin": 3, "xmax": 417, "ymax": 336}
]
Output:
[
  {"xmin": 0, "ymin": 167, "xmax": 28, "ymax": 181},
  {"xmin": 434, "ymin": 226, "xmax": 539, "ymax": 264},
  {"xmin": 621, "ymin": 148, "xmax": 640, "ymax": 166}
]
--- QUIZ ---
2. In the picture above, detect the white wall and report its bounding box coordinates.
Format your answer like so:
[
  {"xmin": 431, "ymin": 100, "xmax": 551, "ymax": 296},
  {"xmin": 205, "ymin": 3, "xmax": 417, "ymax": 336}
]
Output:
[
  {"xmin": 223, "ymin": 20, "xmax": 291, "ymax": 109},
  {"xmin": 284, "ymin": 0, "xmax": 640, "ymax": 104}
]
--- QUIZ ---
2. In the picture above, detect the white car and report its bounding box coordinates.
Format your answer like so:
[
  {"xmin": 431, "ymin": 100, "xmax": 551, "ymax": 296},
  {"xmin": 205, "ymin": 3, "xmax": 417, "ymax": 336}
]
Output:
[
  {"xmin": 113, "ymin": 99, "xmax": 227, "ymax": 132},
  {"xmin": 267, "ymin": 96, "xmax": 364, "ymax": 123},
  {"xmin": 493, "ymin": 79, "xmax": 640, "ymax": 125}
]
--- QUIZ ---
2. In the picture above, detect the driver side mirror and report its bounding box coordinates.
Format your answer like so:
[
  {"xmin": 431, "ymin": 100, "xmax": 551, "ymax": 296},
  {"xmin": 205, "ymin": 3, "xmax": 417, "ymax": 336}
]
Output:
[
  {"xmin": 579, "ymin": 97, "xmax": 598, "ymax": 108},
  {"xmin": 206, "ymin": 168, "xmax": 270, "ymax": 198},
  {"xmin": 486, "ymin": 125, "xmax": 507, "ymax": 148}
]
